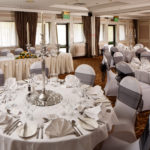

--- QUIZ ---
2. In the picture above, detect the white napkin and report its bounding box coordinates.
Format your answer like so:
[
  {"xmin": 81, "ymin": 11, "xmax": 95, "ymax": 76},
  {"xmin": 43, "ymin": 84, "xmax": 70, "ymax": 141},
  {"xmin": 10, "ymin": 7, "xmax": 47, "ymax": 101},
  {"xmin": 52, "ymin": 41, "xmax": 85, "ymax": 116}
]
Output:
[
  {"xmin": 0, "ymin": 112, "xmax": 11, "ymax": 125},
  {"xmin": 86, "ymin": 85, "xmax": 104, "ymax": 99},
  {"xmin": 45, "ymin": 118, "xmax": 74, "ymax": 138},
  {"xmin": 84, "ymin": 105, "xmax": 101, "ymax": 120},
  {"xmin": 65, "ymin": 75, "xmax": 80, "ymax": 88}
]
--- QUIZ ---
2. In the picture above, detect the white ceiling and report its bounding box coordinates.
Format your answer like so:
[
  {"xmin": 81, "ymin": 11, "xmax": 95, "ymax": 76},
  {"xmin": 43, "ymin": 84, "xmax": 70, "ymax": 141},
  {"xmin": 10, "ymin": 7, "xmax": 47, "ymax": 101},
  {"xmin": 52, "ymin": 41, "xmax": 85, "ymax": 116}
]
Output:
[{"xmin": 0, "ymin": 0, "xmax": 150, "ymax": 18}]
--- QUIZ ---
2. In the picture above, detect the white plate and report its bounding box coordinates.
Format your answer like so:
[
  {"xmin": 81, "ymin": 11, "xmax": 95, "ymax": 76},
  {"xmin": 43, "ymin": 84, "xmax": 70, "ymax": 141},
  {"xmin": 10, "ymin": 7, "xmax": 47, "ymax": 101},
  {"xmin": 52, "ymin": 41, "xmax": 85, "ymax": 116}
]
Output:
[
  {"xmin": 17, "ymin": 122, "xmax": 37, "ymax": 138},
  {"xmin": 78, "ymin": 116, "xmax": 98, "ymax": 131}
]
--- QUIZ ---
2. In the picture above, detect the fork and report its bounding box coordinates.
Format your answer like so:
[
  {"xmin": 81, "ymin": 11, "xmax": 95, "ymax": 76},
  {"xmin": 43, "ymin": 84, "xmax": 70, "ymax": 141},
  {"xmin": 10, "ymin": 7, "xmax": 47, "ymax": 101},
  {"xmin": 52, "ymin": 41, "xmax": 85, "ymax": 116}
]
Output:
[
  {"xmin": 41, "ymin": 124, "xmax": 44, "ymax": 139},
  {"xmin": 36, "ymin": 125, "xmax": 40, "ymax": 139}
]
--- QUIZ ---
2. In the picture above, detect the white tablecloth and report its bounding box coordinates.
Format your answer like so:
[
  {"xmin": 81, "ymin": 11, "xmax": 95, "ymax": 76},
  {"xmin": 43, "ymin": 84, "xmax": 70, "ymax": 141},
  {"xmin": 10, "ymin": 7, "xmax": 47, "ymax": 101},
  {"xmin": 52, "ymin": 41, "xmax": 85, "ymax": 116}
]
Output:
[
  {"xmin": 0, "ymin": 82, "xmax": 118, "ymax": 150},
  {"xmin": 0, "ymin": 53, "xmax": 74, "ymax": 81}
]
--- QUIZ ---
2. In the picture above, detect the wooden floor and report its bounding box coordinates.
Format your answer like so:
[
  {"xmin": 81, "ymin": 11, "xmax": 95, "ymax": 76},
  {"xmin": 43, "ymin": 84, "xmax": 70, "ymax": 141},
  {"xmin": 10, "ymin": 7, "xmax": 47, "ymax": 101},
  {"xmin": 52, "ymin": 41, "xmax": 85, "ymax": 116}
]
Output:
[{"xmin": 59, "ymin": 56, "xmax": 150, "ymax": 138}]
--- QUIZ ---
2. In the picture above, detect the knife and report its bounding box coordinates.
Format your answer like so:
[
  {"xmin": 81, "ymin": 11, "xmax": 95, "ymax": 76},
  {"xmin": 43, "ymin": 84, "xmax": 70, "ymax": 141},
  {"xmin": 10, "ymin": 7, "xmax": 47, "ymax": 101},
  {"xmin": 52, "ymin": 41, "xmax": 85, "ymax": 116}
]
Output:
[
  {"xmin": 72, "ymin": 120, "xmax": 83, "ymax": 136},
  {"xmin": 4, "ymin": 119, "xmax": 20, "ymax": 134},
  {"xmin": 8, "ymin": 121, "xmax": 22, "ymax": 135},
  {"xmin": 23, "ymin": 123, "xmax": 27, "ymax": 137}
]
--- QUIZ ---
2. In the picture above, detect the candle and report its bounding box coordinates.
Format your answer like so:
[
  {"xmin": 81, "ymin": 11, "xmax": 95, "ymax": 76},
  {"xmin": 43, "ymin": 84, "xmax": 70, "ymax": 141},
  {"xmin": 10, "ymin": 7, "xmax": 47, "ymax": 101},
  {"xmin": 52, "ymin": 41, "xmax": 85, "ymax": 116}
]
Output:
[{"xmin": 27, "ymin": 22, "xmax": 30, "ymax": 44}]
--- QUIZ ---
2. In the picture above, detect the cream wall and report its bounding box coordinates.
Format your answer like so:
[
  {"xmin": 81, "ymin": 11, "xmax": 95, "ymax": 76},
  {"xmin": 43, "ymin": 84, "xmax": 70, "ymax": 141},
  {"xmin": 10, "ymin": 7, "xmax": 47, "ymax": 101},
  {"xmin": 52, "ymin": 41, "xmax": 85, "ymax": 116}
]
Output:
[
  {"xmin": 99, "ymin": 18, "xmax": 135, "ymax": 49},
  {"xmin": 138, "ymin": 20, "xmax": 150, "ymax": 48}
]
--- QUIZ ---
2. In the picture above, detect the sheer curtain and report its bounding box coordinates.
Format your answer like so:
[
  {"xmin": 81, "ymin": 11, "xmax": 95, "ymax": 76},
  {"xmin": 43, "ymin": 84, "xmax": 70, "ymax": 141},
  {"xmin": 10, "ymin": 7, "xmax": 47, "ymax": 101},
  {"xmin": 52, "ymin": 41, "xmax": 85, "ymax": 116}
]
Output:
[
  {"xmin": 73, "ymin": 24, "xmax": 84, "ymax": 43},
  {"xmin": 36, "ymin": 23, "xmax": 50, "ymax": 45},
  {"xmin": 119, "ymin": 25, "xmax": 126, "ymax": 41},
  {"xmin": 0, "ymin": 22, "xmax": 17, "ymax": 47}
]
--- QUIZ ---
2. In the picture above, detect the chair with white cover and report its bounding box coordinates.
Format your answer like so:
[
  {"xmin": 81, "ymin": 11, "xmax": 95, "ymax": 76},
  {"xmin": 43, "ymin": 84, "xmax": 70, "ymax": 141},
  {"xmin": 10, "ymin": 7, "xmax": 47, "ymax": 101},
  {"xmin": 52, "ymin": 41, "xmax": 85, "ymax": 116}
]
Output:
[
  {"xmin": 101, "ymin": 55, "xmax": 109, "ymax": 82},
  {"xmin": 103, "ymin": 51, "xmax": 112, "ymax": 68},
  {"xmin": 0, "ymin": 69, "xmax": 4, "ymax": 86},
  {"xmin": 113, "ymin": 52, "xmax": 124, "ymax": 65},
  {"xmin": 0, "ymin": 49, "xmax": 10, "ymax": 56},
  {"xmin": 135, "ymin": 43, "xmax": 144, "ymax": 48},
  {"xmin": 30, "ymin": 61, "xmax": 49, "ymax": 77},
  {"xmin": 29, "ymin": 47, "xmax": 36, "ymax": 54},
  {"xmin": 104, "ymin": 69, "xmax": 118, "ymax": 96},
  {"xmin": 111, "ymin": 76, "xmax": 143, "ymax": 143},
  {"xmin": 7, "ymin": 53, "xmax": 14, "ymax": 59},
  {"xmin": 135, "ymin": 48, "xmax": 147, "ymax": 59},
  {"xmin": 115, "ymin": 61, "xmax": 135, "ymax": 83},
  {"xmin": 140, "ymin": 51, "xmax": 150, "ymax": 61},
  {"xmin": 101, "ymin": 44, "xmax": 109, "ymax": 55},
  {"xmin": 110, "ymin": 47, "xmax": 118, "ymax": 57},
  {"xmin": 101, "ymin": 114, "xmax": 150, "ymax": 150},
  {"xmin": 75, "ymin": 64, "xmax": 96, "ymax": 86},
  {"xmin": 14, "ymin": 48, "xmax": 23, "ymax": 55}
]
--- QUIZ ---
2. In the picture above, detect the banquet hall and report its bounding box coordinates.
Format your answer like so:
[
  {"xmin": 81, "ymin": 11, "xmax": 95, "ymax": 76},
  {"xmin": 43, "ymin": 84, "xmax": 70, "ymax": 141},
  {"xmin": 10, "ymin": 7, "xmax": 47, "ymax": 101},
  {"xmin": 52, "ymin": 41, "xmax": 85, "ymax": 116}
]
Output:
[{"xmin": 0, "ymin": 0, "xmax": 150, "ymax": 150}]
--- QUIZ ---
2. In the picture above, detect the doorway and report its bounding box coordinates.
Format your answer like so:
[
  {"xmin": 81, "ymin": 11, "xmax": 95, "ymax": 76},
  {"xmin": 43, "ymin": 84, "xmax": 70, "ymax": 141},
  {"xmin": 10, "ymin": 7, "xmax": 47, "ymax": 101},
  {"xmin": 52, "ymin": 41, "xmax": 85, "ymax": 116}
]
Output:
[
  {"xmin": 108, "ymin": 25, "xmax": 116, "ymax": 47},
  {"xmin": 56, "ymin": 24, "xmax": 69, "ymax": 53}
]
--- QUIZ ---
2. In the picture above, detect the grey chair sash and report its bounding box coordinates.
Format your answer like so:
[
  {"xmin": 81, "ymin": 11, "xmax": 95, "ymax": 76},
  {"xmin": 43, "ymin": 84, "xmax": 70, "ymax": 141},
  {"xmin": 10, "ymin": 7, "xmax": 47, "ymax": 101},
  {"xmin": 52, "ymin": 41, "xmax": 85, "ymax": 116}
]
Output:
[
  {"xmin": 0, "ymin": 52, "xmax": 8, "ymax": 56},
  {"xmin": 0, "ymin": 74, "xmax": 4, "ymax": 86},
  {"xmin": 30, "ymin": 68, "xmax": 49, "ymax": 77},
  {"xmin": 75, "ymin": 72, "xmax": 95, "ymax": 86},
  {"xmin": 141, "ymin": 55, "xmax": 150, "ymax": 61},
  {"xmin": 139, "ymin": 115, "xmax": 150, "ymax": 150},
  {"xmin": 14, "ymin": 51, "xmax": 22, "ymax": 55},
  {"xmin": 117, "ymin": 85, "xmax": 142, "ymax": 110}
]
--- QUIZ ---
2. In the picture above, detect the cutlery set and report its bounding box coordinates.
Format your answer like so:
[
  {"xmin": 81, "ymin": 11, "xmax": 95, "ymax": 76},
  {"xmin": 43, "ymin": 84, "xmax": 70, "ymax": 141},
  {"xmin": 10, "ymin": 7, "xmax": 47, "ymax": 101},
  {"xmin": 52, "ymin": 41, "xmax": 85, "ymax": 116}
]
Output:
[
  {"xmin": 36, "ymin": 124, "xmax": 44, "ymax": 139},
  {"xmin": 3, "ymin": 119, "xmax": 22, "ymax": 135},
  {"xmin": 71, "ymin": 120, "xmax": 83, "ymax": 136}
]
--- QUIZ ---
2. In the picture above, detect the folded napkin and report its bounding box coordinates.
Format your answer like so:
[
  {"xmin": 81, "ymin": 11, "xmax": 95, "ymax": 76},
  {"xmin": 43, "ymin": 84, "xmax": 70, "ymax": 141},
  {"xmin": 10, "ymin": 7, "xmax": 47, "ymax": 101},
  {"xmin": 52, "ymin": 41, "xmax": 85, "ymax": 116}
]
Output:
[
  {"xmin": 78, "ymin": 116, "xmax": 98, "ymax": 131},
  {"xmin": 86, "ymin": 85, "xmax": 104, "ymax": 99},
  {"xmin": 45, "ymin": 118, "xmax": 74, "ymax": 138},
  {"xmin": 84, "ymin": 105, "xmax": 101, "ymax": 120},
  {"xmin": 65, "ymin": 75, "xmax": 80, "ymax": 88},
  {"xmin": 0, "ymin": 112, "xmax": 11, "ymax": 125}
]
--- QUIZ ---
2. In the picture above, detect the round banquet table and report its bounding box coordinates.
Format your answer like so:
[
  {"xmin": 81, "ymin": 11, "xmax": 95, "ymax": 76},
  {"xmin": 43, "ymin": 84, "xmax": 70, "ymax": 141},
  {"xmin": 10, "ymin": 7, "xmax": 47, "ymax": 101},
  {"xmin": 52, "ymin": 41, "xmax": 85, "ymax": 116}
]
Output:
[
  {"xmin": 0, "ymin": 53, "xmax": 74, "ymax": 81},
  {"xmin": 0, "ymin": 80, "xmax": 118, "ymax": 150}
]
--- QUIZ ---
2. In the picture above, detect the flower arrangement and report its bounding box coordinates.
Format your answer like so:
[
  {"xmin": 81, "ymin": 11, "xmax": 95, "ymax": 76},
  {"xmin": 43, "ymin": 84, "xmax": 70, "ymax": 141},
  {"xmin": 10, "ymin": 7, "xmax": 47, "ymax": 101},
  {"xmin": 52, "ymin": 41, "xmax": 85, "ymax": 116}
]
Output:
[{"xmin": 16, "ymin": 51, "xmax": 37, "ymax": 59}]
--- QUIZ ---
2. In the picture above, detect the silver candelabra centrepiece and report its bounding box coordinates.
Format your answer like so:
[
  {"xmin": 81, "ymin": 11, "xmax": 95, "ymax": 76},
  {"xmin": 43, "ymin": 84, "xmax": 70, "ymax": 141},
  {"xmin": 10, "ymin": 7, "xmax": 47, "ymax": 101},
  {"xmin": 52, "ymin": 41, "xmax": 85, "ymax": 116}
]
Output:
[{"xmin": 26, "ymin": 33, "xmax": 63, "ymax": 106}]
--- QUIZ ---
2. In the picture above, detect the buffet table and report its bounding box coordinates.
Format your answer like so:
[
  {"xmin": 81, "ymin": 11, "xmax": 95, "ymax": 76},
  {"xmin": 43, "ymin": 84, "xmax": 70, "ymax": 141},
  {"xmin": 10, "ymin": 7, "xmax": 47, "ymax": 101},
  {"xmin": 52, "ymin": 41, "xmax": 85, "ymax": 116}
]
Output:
[
  {"xmin": 0, "ymin": 78, "xmax": 118, "ymax": 150},
  {"xmin": 0, "ymin": 53, "xmax": 74, "ymax": 81}
]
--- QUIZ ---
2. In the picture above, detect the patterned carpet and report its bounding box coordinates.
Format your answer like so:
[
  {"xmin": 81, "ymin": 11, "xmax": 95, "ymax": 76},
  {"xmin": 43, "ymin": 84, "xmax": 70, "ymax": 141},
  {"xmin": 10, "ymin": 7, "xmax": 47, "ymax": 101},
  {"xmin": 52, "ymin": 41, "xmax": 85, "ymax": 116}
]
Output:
[{"xmin": 59, "ymin": 56, "xmax": 150, "ymax": 138}]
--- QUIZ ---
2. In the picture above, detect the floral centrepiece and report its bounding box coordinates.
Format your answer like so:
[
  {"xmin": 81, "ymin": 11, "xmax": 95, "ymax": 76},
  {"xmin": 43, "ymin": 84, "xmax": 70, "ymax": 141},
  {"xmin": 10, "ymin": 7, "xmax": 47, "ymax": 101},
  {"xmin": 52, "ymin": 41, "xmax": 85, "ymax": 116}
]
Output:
[{"xmin": 16, "ymin": 51, "xmax": 37, "ymax": 59}]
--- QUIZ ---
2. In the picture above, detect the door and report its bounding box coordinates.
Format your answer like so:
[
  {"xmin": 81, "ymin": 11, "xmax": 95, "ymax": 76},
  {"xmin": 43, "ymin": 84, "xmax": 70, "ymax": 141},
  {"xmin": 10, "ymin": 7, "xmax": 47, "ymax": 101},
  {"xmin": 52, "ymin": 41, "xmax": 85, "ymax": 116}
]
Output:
[
  {"xmin": 56, "ymin": 24, "xmax": 69, "ymax": 53},
  {"xmin": 108, "ymin": 25, "xmax": 116, "ymax": 47}
]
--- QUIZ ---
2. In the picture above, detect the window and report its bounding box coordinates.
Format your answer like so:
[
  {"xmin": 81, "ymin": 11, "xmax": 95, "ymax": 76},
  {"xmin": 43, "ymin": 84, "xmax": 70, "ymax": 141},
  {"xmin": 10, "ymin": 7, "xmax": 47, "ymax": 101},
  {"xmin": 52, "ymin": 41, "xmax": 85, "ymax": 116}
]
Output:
[
  {"xmin": 36, "ymin": 23, "xmax": 50, "ymax": 45},
  {"xmin": 56, "ymin": 24, "xmax": 69, "ymax": 53},
  {"xmin": 0, "ymin": 22, "xmax": 17, "ymax": 47},
  {"xmin": 73, "ymin": 24, "xmax": 84, "ymax": 43},
  {"xmin": 99, "ymin": 24, "xmax": 104, "ymax": 41},
  {"xmin": 119, "ymin": 25, "xmax": 125, "ymax": 41}
]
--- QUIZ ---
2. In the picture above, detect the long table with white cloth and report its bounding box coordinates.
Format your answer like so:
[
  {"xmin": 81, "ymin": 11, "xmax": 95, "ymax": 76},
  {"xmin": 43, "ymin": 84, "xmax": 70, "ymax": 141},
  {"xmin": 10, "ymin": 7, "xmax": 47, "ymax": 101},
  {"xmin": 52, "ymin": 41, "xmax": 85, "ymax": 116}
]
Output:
[{"xmin": 0, "ymin": 53, "xmax": 74, "ymax": 81}]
